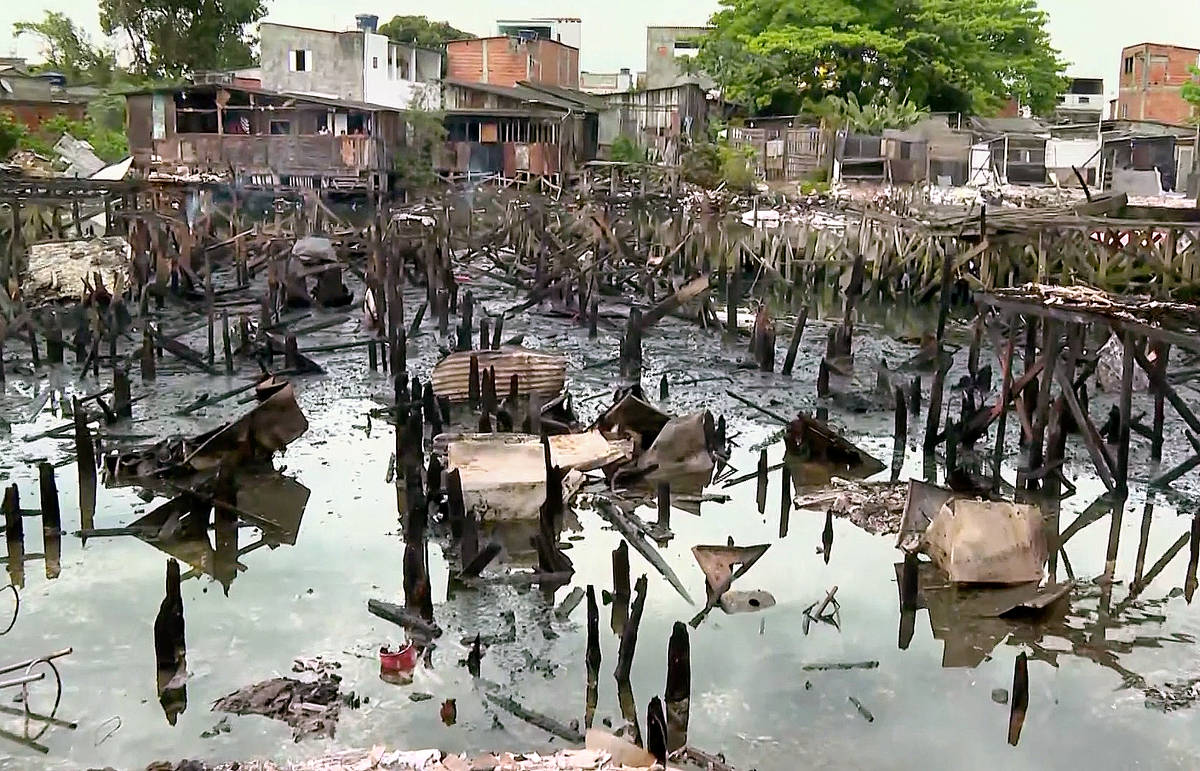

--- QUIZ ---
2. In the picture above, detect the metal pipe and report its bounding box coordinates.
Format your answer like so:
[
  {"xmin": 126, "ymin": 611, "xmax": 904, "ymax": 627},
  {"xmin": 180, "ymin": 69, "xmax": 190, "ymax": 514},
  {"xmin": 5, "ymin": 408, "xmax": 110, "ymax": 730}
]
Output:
[
  {"xmin": 0, "ymin": 647, "xmax": 72, "ymax": 677},
  {"xmin": 0, "ymin": 672, "xmax": 44, "ymax": 689}
]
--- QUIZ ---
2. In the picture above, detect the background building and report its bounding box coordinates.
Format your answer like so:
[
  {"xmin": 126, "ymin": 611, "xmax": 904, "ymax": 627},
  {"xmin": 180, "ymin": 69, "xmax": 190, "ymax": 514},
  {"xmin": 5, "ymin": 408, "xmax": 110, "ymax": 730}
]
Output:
[
  {"xmin": 495, "ymin": 18, "xmax": 582, "ymax": 50},
  {"xmin": 1116, "ymin": 42, "xmax": 1200, "ymax": 123},
  {"xmin": 645, "ymin": 26, "xmax": 714, "ymax": 90},
  {"xmin": 580, "ymin": 69, "xmax": 634, "ymax": 95},
  {"xmin": 259, "ymin": 16, "xmax": 441, "ymax": 111},
  {"xmin": 446, "ymin": 37, "xmax": 579, "ymax": 89},
  {"xmin": 1054, "ymin": 77, "xmax": 1105, "ymax": 123}
]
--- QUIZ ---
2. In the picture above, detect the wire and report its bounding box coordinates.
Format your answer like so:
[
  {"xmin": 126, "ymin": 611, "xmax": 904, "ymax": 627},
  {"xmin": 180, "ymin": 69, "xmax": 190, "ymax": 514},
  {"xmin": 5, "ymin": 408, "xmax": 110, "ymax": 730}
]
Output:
[{"xmin": 0, "ymin": 585, "xmax": 17, "ymax": 636}]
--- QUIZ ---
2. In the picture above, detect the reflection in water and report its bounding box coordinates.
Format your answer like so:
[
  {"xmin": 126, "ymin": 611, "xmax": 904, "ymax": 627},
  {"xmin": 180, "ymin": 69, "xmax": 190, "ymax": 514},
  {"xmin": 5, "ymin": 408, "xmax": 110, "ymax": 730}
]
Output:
[
  {"xmin": 585, "ymin": 585, "xmax": 600, "ymax": 729},
  {"xmin": 5, "ymin": 535, "xmax": 24, "ymax": 590},
  {"xmin": 153, "ymin": 559, "xmax": 187, "ymax": 726},
  {"xmin": 1008, "ymin": 652, "xmax": 1029, "ymax": 746},
  {"xmin": 616, "ymin": 675, "xmax": 641, "ymax": 748}
]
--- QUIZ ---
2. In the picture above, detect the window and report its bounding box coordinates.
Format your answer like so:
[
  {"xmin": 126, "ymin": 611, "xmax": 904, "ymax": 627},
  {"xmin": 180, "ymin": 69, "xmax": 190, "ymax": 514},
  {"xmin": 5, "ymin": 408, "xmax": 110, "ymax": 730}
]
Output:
[
  {"xmin": 1121, "ymin": 103, "xmax": 1128, "ymax": 118},
  {"xmin": 1124, "ymin": 56, "xmax": 1134, "ymax": 74},
  {"xmin": 372, "ymin": 56, "xmax": 379, "ymax": 69},
  {"xmin": 1078, "ymin": 96, "xmax": 1090, "ymax": 104},
  {"xmin": 270, "ymin": 120, "xmax": 291, "ymax": 135},
  {"xmin": 290, "ymin": 49, "xmax": 311, "ymax": 72},
  {"xmin": 1056, "ymin": 95, "xmax": 1066, "ymax": 103}
]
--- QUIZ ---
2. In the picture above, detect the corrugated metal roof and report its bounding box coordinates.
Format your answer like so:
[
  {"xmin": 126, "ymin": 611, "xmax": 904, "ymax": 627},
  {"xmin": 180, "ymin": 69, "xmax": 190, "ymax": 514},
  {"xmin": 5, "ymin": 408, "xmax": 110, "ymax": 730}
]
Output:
[
  {"xmin": 119, "ymin": 82, "xmax": 405, "ymax": 113},
  {"xmin": 443, "ymin": 78, "xmax": 599, "ymax": 113}
]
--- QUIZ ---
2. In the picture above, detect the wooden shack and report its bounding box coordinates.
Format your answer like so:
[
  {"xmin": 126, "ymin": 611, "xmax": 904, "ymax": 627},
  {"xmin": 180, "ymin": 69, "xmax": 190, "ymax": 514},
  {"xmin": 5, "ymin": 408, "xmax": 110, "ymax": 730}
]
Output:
[
  {"xmin": 440, "ymin": 79, "xmax": 599, "ymax": 183},
  {"xmin": 124, "ymin": 84, "xmax": 411, "ymax": 190}
]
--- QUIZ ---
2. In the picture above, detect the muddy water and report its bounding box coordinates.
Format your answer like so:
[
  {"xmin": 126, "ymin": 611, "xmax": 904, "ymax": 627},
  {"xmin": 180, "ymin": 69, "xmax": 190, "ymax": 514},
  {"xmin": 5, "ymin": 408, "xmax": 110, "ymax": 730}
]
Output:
[{"xmin": 1, "ymin": 282, "xmax": 1200, "ymax": 770}]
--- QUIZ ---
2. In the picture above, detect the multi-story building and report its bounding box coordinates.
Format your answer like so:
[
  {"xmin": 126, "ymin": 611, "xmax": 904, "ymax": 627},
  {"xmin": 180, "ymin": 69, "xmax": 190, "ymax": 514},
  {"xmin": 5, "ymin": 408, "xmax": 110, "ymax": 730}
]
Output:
[
  {"xmin": 645, "ymin": 26, "xmax": 714, "ymax": 91},
  {"xmin": 1116, "ymin": 43, "xmax": 1200, "ymax": 124},
  {"xmin": 1054, "ymin": 77, "xmax": 1105, "ymax": 124},
  {"xmin": 259, "ymin": 15, "xmax": 442, "ymax": 111},
  {"xmin": 445, "ymin": 36, "xmax": 579, "ymax": 89}
]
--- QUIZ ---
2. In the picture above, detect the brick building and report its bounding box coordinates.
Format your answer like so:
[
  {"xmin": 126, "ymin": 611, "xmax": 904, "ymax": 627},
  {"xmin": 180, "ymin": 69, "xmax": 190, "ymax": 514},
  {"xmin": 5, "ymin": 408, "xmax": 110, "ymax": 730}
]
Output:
[
  {"xmin": 445, "ymin": 37, "xmax": 579, "ymax": 89},
  {"xmin": 1116, "ymin": 42, "xmax": 1200, "ymax": 124}
]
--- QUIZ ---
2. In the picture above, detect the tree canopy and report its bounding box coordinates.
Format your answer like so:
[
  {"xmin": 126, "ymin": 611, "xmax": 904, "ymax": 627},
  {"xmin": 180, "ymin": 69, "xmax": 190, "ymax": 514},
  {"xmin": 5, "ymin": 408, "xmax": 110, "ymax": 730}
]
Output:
[
  {"xmin": 378, "ymin": 15, "xmax": 474, "ymax": 49},
  {"xmin": 693, "ymin": 0, "xmax": 1068, "ymax": 117},
  {"xmin": 13, "ymin": 11, "xmax": 119, "ymax": 85},
  {"xmin": 98, "ymin": 0, "xmax": 267, "ymax": 78}
]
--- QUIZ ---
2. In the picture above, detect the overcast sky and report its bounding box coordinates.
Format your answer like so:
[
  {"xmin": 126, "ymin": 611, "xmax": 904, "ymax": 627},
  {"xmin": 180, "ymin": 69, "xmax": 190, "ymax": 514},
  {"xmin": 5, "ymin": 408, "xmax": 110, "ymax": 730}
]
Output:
[{"xmin": 2, "ymin": 0, "xmax": 1200, "ymax": 97}]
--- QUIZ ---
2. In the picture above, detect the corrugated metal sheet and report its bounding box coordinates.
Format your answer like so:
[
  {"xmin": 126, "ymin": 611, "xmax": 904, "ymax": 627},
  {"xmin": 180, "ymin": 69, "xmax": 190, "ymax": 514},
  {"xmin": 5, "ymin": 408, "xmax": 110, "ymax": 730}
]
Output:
[{"xmin": 431, "ymin": 347, "xmax": 567, "ymax": 403}]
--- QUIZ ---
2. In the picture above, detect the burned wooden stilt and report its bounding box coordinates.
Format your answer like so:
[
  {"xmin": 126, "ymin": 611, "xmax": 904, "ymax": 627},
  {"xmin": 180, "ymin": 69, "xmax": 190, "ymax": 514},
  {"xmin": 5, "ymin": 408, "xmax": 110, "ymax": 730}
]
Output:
[
  {"xmin": 2, "ymin": 485, "xmax": 22, "ymax": 545},
  {"xmin": 659, "ymin": 374, "xmax": 669, "ymax": 401},
  {"xmin": 908, "ymin": 375, "xmax": 921, "ymax": 416},
  {"xmin": 781, "ymin": 307, "xmax": 809, "ymax": 377},
  {"xmin": 468, "ymin": 354, "xmax": 480, "ymax": 410},
  {"xmin": 620, "ymin": 309, "xmax": 644, "ymax": 383},
  {"xmin": 113, "ymin": 368, "xmax": 132, "ymax": 420},
  {"xmin": 73, "ymin": 398, "xmax": 96, "ymax": 531},
  {"xmin": 756, "ymin": 449, "xmax": 768, "ymax": 515},
  {"xmin": 446, "ymin": 469, "xmax": 466, "ymax": 540},
  {"xmin": 817, "ymin": 358, "xmax": 830, "ymax": 397},
  {"xmin": 892, "ymin": 385, "xmax": 908, "ymax": 477},
  {"xmin": 482, "ymin": 366, "xmax": 498, "ymax": 415},
  {"xmin": 614, "ymin": 574, "xmax": 648, "ymax": 681},
  {"xmin": 586, "ymin": 584, "xmax": 601, "ymax": 729},
  {"xmin": 753, "ymin": 305, "xmax": 776, "ymax": 372},
  {"xmin": 491, "ymin": 315, "xmax": 504, "ymax": 350},
  {"xmin": 38, "ymin": 462, "xmax": 60, "ymax": 536},
  {"xmin": 46, "ymin": 311, "xmax": 64, "ymax": 364},
  {"xmin": 657, "ymin": 482, "xmax": 671, "ymax": 531},
  {"xmin": 647, "ymin": 696, "xmax": 668, "ymax": 767},
  {"xmin": 479, "ymin": 318, "xmax": 490, "ymax": 351},
  {"xmin": 1151, "ymin": 341, "xmax": 1170, "ymax": 462},
  {"xmin": 588, "ymin": 295, "xmax": 599, "ymax": 339},
  {"xmin": 221, "ymin": 313, "xmax": 233, "ymax": 375},
  {"xmin": 923, "ymin": 357, "xmax": 951, "ymax": 452},
  {"xmin": 665, "ymin": 621, "xmax": 690, "ymax": 752},
  {"xmin": 779, "ymin": 462, "xmax": 792, "ymax": 530},
  {"xmin": 612, "ymin": 541, "xmax": 631, "ymax": 634}
]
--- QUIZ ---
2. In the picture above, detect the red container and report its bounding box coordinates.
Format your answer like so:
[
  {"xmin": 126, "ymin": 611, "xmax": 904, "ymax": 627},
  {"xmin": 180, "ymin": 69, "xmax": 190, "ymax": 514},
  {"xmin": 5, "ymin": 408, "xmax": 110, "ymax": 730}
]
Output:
[{"xmin": 379, "ymin": 643, "xmax": 418, "ymax": 673}]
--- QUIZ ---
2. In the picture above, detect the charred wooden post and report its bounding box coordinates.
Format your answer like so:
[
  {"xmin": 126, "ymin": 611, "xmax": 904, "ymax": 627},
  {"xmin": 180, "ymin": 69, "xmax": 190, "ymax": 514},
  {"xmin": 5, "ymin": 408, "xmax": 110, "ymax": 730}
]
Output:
[
  {"xmin": 1152, "ymin": 341, "xmax": 1171, "ymax": 462},
  {"xmin": 923, "ymin": 357, "xmax": 951, "ymax": 452},
  {"xmin": 491, "ymin": 315, "xmax": 504, "ymax": 349},
  {"xmin": 2, "ymin": 485, "xmax": 22, "ymax": 544},
  {"xmin": 284, "ymin": 335, "xmax": 299, "ymax": 372},
  {"xmin": 822, "ymin": 508, "xmax": 834, "ymax": 564},
  {"xmin": 647, "ymin": 696, "xmax": 668, "ymax": 767},
  {"xmin": 660, "ymin": 621, "xmax": 691, "ymax": 755},
  {"xmin": 113, "ymin": 368, "xmax": 132, "ymax": 420},
  {"xmin": 368, "ymin": 339, "xmax": 378, "ymax": 371},
  {"xmin": 612, "ymin": 541, "xmax": 631, "ymax": 634},
  {"xmin": 457, "ymin": 291, "xmax": 474, "ymax": 352},
  {"xmin": 659, "ymin": 374, "xmax": 669, "ymax": 401},
  {"xmin": 588, "ymin": 295, "xmax": 599, "ymax": 339},
  {"xmin": 893, "ymin": 385, "xmax": 908, "ymax": 451},
  {"xmin": 620, "ymin": 309, "xmax": 644, "ymax": 383},
  {"xmin": 46, "ymin": 311, "xmax": 64, "ymax": 364},
  {"xmin": 727, "ymin": 253, "xmax": 740, "ymax": 338},
  {"xmin": 468, "ymin": 354, "xmax": 480, "ymax": 410},
  {"xmin": 436, "ymin": 288, "xmax": 450, "ymax": 339},
  {"xmin": 27, "ymin": 321, "xmax": 40, "ymax": 368},
  {"xmin": 614, "ymin": 574, "xmax": 648, "ymax": 681},
  {"xmin": 482, "ymin": 367, "xmax": 498, "ymax": 415},
  {"xmin": 73, "ymin": 398, "xmax": 96, "ymax": 531},
  {"xmin": 221, "ymin": 313, "xmax": 233, "ymax": 375},
  {"xmin": 781, "ymin": 307, "xmax": 809, "ymax": 377},
  {"xmin": 817, "ymin": 358, "xmax": 830, "ymax": 398},
  {"xmin": 1115, "ymin": 331, "xmax": 1137, "ymax": 493},
  {"xmin": 446, "ymin": 468, "xmax": 466, "ymax": 540},
  {"xmin": 480, "ymin": 318, "xmax": 490, "ymax": 351},
  {"xmin": 657, "ymin": 482, "xmax": 671, "ymax": 531},
  {"xmin": 39, "ymin": 462, "xmax": 60, "ymax": 535}
]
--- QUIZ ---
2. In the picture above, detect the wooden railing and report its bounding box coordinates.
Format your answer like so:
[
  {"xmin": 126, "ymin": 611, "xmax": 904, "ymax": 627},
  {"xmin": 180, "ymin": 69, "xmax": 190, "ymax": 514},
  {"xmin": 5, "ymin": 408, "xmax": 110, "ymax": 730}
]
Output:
[{"xmin": 150, "ymin": 134, "xmax": 384, "ymax": 175}]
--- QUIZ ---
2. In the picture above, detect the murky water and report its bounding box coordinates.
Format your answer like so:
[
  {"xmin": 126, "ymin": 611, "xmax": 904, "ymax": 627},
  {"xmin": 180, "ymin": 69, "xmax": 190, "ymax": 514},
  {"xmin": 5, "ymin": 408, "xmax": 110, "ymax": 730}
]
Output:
[{"xmin": 2, "ymin": 277, "xmax": 1200, "ymax": 770}]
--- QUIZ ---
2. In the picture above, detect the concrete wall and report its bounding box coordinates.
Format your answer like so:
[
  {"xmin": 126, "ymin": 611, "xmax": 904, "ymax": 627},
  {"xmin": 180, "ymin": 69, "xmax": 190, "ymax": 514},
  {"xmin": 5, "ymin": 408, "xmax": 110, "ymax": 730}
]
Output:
[
  {"xmin": 261, "ymin": 23, "xmax": 365, "ymax": 102},
  {"xmin": 1117, "ymin": 43, "xmax": 1200, "ymax": 124},
  {"xmin": 447, "ymin": 38, "xmax": 578, "ymax": 88},
  {"xmin": 645, "ymin": 26, "xmax": 711, "ymax": 90}
]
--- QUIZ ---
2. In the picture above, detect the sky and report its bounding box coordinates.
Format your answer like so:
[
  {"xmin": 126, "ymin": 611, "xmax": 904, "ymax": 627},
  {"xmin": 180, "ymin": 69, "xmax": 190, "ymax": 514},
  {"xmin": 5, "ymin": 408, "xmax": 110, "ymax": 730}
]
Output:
[{"xmin": 2, "ymin": 0, "xmax": 1200, "ymax": 98}]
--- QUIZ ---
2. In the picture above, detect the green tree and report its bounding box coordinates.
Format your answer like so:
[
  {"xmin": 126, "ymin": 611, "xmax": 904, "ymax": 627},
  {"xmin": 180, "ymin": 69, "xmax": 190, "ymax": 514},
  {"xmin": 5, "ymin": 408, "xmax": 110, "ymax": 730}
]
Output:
[
  {"xmin": 99, "ymin": 0, "xmax": 266, "ymax": 78},
  {"xmin": 694, "ymin": 0, "xmax": 1068, "ymax": 116},
  {"xmin": 378, "ymin": 15, "xmax": 474, "ymax": 49},
  {"xmin": 1182, "ymin": 65, "xmax": 1200, "ymax": 122},
  {"xmin": 394, "ymin": 100, "xmax": 447, "ymax": 194},
  {"xmin": 13, "ymin": 11, "xmax": 119, "ymax": 85}
]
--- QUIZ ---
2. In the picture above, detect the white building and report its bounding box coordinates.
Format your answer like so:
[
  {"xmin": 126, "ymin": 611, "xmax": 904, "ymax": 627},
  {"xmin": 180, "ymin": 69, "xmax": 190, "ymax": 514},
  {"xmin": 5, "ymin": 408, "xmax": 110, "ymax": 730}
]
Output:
[
  {"xmin": 260, "ymin": 15, "xmax": 442, "ymax": 112},
  {"xmin": 496, "ymin": 17, "xmax": 582, "ymax": 50}
]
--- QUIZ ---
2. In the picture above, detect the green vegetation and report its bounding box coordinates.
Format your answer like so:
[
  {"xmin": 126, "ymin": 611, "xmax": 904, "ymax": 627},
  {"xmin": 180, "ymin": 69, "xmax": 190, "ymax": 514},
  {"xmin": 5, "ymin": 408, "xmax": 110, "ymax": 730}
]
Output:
[
  {"xmin": 378, "ymin": 16, "xmax": 474, "ymax": 49},
  {"xmin": 1182, "ymin": 65, "xmax": 1200, "ymax": 122},
  {"xmin": 393, "ymin": 103, "xmax": 447, "ymax": 194},
  {"xmin": 610, "ymin": 136, "xmax": 649, "ymax": 164},
  {"xmin": 14, "ymin": 11, "xmax": 119, "ymax": 86},
  {"xmin": 693, "ymin": 0, "xmax": 1068, "ymax": 116},
  {"xmin": 681, "ymin": 125, "xmax": 758, "ymax": 192},
  {"xmin": 813, "ymin": 89, "xmax": 929, "ymax": 133},
  {"xmin": 0, "ymin": 112, "xmax": 25, "ymax": 160},
  {"xmin": 18, "ymin": 115, "xmax": 128, "ymax": 163}
]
